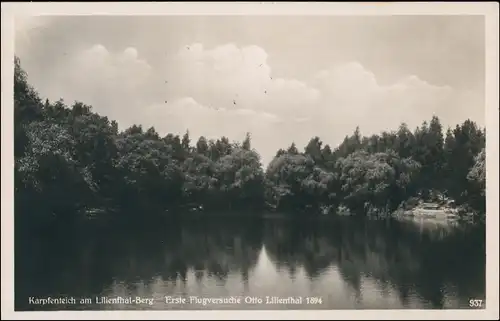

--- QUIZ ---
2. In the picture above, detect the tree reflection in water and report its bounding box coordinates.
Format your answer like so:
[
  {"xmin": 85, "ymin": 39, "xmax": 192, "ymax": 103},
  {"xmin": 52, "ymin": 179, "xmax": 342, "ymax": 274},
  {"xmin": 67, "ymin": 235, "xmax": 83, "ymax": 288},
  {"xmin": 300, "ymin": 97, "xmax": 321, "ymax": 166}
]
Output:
[{"xmin": 16, "ymin": 215, "xmax": 485, "ymax": 310}]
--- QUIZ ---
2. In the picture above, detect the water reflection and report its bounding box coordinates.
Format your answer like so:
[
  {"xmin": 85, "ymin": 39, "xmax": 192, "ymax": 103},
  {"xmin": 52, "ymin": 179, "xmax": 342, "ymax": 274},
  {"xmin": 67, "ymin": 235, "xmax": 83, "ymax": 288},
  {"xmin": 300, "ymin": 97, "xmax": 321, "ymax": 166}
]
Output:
[{"xmin": 15, "ymin": 215, "xmax": 485, "ymax": 310}]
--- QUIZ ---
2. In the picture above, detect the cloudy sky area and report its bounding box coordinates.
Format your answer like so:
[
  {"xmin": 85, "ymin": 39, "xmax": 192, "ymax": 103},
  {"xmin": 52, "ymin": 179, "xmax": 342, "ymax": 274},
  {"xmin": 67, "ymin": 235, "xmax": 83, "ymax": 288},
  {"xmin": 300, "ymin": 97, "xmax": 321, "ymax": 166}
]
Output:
[{"xmin": 14, "ymin": 15, "xmax": 485, "ymax": 165}]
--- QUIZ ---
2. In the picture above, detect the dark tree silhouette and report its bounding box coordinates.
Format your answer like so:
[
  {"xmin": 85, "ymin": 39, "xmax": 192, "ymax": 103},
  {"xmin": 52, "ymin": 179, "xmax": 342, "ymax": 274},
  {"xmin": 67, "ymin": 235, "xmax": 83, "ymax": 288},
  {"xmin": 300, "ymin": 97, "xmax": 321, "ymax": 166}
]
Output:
[{"xmin": 14, "ymin": 57, "xmax": 486, "ymax": 233}]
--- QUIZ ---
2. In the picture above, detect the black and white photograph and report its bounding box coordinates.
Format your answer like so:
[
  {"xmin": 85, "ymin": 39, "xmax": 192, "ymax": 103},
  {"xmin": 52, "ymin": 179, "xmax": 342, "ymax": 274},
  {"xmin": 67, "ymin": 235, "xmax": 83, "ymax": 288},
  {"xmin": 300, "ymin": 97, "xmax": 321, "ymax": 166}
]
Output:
[{"xmin": 2, "ymin": 2, "xmax": 499, "ymax": 320}]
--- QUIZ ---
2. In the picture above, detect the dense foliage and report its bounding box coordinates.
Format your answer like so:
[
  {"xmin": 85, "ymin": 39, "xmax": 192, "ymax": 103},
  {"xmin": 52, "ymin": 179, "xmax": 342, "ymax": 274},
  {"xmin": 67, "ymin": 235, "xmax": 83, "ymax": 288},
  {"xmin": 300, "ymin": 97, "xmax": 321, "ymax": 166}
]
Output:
[{"xmin": 14, "ymin": 58, "xmax": 486, "ymax": 231}]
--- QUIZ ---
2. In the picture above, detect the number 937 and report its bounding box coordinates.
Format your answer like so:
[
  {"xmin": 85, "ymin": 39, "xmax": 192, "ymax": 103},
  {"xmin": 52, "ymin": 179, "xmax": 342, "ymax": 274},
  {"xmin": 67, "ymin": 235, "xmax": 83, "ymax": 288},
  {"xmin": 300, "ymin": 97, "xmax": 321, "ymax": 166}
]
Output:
[{"xmin": 469, "ymin": 299, "xmax": 483, "ymax": 308}]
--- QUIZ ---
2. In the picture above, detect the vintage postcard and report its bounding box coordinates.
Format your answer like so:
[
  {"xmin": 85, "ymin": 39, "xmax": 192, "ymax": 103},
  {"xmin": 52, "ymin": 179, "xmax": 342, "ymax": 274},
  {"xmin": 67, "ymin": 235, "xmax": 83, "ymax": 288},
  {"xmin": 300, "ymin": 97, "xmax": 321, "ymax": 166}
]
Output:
[{"xmin": 1, "ymin": 2, "xmax": 498, "ymax": 320}]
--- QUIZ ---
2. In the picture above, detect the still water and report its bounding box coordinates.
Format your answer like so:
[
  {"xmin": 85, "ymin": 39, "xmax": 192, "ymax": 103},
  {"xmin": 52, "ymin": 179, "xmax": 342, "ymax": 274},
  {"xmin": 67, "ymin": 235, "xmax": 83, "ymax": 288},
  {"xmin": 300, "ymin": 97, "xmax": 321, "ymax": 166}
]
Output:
[{"xmin": 16, "ymin": 215, "xmax": 485, "ymax": 310}]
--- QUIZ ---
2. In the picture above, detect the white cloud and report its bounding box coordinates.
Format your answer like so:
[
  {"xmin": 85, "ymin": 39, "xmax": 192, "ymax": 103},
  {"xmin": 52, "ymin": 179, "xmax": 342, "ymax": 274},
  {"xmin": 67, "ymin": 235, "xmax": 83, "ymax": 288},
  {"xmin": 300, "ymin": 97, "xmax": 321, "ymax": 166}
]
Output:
[
  {"xmin": 40, "ymin": 44, "xmax": 153, "ymax": 125},
  {"xmin": 308, "ymin": 62, "xmax": 475, "ymax": 141},
  {"xmin": 162, "ymin": 43, "xmax": 320, "ymax": 121},
  {"xmin": 27, "ymin": 42, "xmax": 484, "ymax": 166}
]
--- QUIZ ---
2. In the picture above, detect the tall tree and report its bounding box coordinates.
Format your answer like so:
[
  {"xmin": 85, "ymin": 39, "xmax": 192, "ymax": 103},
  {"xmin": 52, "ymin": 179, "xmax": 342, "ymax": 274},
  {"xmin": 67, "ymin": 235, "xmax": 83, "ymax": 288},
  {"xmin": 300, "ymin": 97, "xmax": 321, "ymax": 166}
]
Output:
[
  {"xmin": 196, "ymin": 136, "xmax": 209, "ymax": 156},
  {"xmin": 182, "ymin": 130, "xmax": 191, "ymax": 153},
  {"xmin": 287, "ymin": 142, "xmax": 299, "ymax": 155},
  {"xmin": 304, "ymin": 136, "xmax": 323, "ymax": 164},
  {"xmin": 242, "ymin": 132, "xmax": 252, "ymax": 151}
]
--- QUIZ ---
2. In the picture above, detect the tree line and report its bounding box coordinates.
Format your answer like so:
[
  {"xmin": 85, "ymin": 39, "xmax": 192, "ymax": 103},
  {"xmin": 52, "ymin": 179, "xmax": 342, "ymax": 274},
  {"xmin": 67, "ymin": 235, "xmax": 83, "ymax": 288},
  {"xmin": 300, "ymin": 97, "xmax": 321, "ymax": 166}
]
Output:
[{"xmin": 13, "ymin": 57, "xmax": 486, "ymax": 231}]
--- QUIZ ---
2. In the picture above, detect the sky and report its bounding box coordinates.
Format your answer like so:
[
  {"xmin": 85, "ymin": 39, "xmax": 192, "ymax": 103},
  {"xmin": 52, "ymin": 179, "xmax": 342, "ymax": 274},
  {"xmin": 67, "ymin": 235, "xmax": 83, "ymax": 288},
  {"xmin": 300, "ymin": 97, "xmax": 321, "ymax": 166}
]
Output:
[{"xmin": 14, "ymin": 15, "xmax": 486, "ymax": 166}]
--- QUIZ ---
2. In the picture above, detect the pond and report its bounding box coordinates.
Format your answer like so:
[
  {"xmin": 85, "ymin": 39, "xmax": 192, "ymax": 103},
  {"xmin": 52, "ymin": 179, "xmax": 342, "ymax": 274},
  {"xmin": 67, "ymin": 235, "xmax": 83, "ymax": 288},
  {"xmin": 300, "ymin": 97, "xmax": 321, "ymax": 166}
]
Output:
[{"xmin": 15, "ymin": 214, "xmax": 486, "ymax": 310}]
